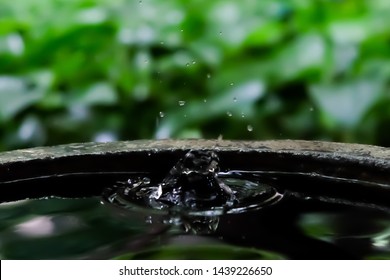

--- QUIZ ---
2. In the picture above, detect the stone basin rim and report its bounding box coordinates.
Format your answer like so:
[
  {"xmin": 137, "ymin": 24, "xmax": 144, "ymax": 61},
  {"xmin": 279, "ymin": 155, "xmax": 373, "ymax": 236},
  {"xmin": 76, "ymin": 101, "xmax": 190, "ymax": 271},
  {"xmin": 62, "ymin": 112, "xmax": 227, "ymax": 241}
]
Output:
[
  {"xmin": 0, "ymin": 140, "xmax": 389, "ymax": 205},
  {"xmin": 0, "ymin": 139, "xmax": 389, "ymax": 164}
]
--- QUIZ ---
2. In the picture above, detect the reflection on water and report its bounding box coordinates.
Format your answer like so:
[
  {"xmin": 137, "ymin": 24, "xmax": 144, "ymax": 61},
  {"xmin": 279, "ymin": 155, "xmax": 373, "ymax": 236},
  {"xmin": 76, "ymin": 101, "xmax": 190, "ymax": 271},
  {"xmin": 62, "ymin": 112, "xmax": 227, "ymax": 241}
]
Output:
[
  {"xmin": 0, "ymin": 191, "xmax": 389, "ymax": 259},
  {"xmin": 0, "ymin": 198, "xmax": 136, "ymax": 259},
  {"xmin": 0, "ymin": 149, "xmax": 389, "ymax": 259}
]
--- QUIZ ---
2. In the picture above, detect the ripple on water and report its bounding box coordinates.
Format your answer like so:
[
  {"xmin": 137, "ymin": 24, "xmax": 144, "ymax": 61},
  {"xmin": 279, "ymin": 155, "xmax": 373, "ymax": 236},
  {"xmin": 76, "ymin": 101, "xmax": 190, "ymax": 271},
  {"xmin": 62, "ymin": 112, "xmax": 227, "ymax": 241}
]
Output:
[{"xmin": 102, "ymin": 150, "xmax": 283, "ymax": 221}]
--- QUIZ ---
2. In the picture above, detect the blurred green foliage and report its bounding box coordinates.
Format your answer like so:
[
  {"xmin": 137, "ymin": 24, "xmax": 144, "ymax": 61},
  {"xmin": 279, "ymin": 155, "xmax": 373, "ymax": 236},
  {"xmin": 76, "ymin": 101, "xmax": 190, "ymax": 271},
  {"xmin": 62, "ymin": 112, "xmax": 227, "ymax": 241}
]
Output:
[{"xmin": 1, "ymin": 0, "xmax": 390, "ymax": 151}]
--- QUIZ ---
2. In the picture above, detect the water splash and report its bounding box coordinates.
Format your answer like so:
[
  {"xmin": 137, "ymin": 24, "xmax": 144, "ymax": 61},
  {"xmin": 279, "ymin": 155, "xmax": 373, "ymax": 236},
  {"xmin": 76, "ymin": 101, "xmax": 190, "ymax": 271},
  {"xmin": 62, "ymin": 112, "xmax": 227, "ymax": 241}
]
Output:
[{"xmin": 102, "ymin": 150, "xmax": 283, "ymax": 232}]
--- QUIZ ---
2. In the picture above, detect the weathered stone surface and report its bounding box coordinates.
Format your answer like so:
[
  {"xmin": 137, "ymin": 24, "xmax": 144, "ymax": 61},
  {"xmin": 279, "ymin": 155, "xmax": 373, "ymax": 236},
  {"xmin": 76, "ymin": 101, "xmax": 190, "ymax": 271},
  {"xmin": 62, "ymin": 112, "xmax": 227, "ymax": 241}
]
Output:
[
  {"xmin": 0, "ymin": 139, "xmax": 389, "ymax": 164},
  {"xmin": 0, "ymin": 139, "xmax": 390, "ymax": 164},
  {"xmin": 0, "ymin": 140, "xmax": 389, "ymax": 202}
]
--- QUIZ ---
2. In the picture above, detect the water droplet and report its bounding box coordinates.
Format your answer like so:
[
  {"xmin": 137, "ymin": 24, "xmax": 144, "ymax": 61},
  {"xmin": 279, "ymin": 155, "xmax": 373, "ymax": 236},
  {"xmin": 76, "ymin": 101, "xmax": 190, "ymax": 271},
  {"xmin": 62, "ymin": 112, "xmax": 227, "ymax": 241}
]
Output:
[
  {"xmin": 159, "ymin": 111, "xmax": 165, "ymax": 118},
  {"xmin": 203, "ymin": 99, "xmax": 207, "ymax": 103},
  {"xmin": 160, "ymin": 41, "xmax": 164, "ymax": 45},
  {"xmin": 233, "ymin": 97, "xmax": 237, "ymax": 102},
  {"xmin": 226, "ymin": 111, "xmax": 232, "ymax": 117},
  {"xmin": 192, "ymin": 61, "xmax": 196, "ymax": 65},
  {"xmin": 247, "ymin": 125, "xmax": 253, "ymax": 132},
  {"xmin": 241, "ymin": 112, "xmax": 246, "ymax": 118},
  {"xmin": 184, "ymin": 114, "xmax": 187, "ymax": 118},
  {"xmin": 166, "ymin": 216, "xmax": 182, "ymax": 226},
  {"xmin": 219, "ymin": 31, "xmax": 223, "ymax": 35},
  {"xmin": 145, "ymin": 216, "xmax": 152, "ymax": 224},
  {"xmin": 207, "ymin": 73, "xmax": 211, "ymax": 79},
  {"xmin": 230, "ymin": 82, "xmax": 234, "ymax": 86},
  {"xmin": 178, "ymin": 100, "xmax": 186, "ymax": 106},
  {"xmin": 309, "ymin": 107, "xmax": 314, "ymax": 112},
  {"xmin": 142, "ymin": 177, "xmax": 151, "ymax": 185},
  {"xmin": 144, "ymin": 59, "xmax": 149, "ymax": 64},
  {"xmin": 139, "ymin": 0, "xmax": 142, "ymax": 4},
  {"xmin": 180, "ymin": 29, "xmax": 184, "ymax": 32},
  {"xmin": 185, "ymin": 62, "xmax": 190, "ymax": 67}
]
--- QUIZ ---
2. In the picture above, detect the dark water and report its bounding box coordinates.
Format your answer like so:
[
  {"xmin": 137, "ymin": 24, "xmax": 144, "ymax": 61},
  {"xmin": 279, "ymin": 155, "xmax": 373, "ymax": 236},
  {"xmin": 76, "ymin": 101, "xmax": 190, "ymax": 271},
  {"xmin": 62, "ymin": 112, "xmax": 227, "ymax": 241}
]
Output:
[
  {"xmin": 0, "ymin": 174, "xmax": 389, "ymax": 259},
  {"xmin": 0, "ymin": 150, "xmax": 389, "ymax": 259}
]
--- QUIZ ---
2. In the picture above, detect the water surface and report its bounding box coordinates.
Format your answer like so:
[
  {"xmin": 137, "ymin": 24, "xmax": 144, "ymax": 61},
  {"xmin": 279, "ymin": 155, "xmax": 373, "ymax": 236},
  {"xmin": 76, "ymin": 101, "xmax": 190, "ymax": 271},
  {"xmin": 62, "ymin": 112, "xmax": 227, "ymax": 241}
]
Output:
[{"xmin": 1, "ymin": 172, "xmax": 389, "ymax": 259}]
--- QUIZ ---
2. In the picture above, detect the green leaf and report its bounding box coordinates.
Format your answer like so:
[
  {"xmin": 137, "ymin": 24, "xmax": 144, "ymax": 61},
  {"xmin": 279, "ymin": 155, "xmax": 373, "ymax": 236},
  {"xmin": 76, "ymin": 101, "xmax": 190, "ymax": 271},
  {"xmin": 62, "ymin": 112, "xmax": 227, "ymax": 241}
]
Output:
[
  {"xmin": 273, "ymin": 34, "xmax": 326, "ymax": 81},
  {"xmin": 74, "ymin": 82, "xmax": 118, "ymax": 106},
  {"xmin": 309, "ymin": 80, "xmax": 383, "ymax": 128},
  {"xmin": 0, "ymin": 76, "xmax": 45, "ymax": 122}
]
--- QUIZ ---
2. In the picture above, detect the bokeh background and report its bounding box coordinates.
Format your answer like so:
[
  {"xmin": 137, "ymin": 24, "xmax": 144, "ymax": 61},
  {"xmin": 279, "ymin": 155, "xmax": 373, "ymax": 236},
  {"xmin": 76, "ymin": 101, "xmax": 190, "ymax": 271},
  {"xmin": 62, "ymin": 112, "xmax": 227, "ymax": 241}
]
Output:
[
  {"xmin": 1, "ymin": 0, "xmax": 390, "ymax": 152},
  {"xmin": 1, "ymin": 0, "xmax": 390, "ymax": 260}
]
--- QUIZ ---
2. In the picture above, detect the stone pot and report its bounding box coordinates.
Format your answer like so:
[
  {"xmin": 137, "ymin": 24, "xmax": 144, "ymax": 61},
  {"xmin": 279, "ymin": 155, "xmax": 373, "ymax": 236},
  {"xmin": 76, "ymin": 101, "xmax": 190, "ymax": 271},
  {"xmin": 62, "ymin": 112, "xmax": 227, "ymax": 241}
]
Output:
[{"xmin": 0, "ymin": 140, "xmax": 389, "ymax": 207}]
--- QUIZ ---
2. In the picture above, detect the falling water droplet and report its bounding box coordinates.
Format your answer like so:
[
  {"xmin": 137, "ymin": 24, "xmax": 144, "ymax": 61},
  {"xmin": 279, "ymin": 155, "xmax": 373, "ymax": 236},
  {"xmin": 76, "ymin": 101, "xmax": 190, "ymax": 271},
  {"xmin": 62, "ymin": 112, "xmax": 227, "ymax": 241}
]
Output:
[
  {"xmin": 241, "ymin": 112, "xmax": 246, "ymax": 118},
  {"xmin": 233, "ymin": 97, "xmax": 237, "ymax": 102},
  {"xmin": 207, "ymin": 73, "xmax": 211, "ymax": 79},
  {"xmin": 180, "ymin": 29, "xmax": 184, "ymax": 32},
  {"xmin": 159, "ymin": 111, "xmax": 165, "ymax": 118},
  {"xmin": 226, "ymin": 111, "xmax": 232, "ymax": 117},
  {"xmin": 309, "ymin": 107, "xmax": 314, "ymax": 112},
  {"xmin": 139, "ymin": 0, "xmax": 142, "ymax": 4},
  {"xmin": 178, "ymin": 100, "xmax": 186, "ymax": 106},
  {"xmin": 247, "ymin": 125, "xmax": 253, "ymax": 132},
  {"xmin": 185, "ymin": 62, "xmax": 190, "ymax": 67},
  {"xmin": 203, "ymin": 99, "xmax": 207, "ymax": 103},
  {"xmin": 219, "ymin": 31, "xmax": 223, "ymax": 35},
  {"xmin": 230, "ymin": 82, "xmax": 234, "ymax": 86},
  {"xmin": 192, "ymin": 61, "xmax": 196, "ymax": 65},
  {"xmin": 160, "ymin": 41, "xmax": 165, "ymax": 45}
]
